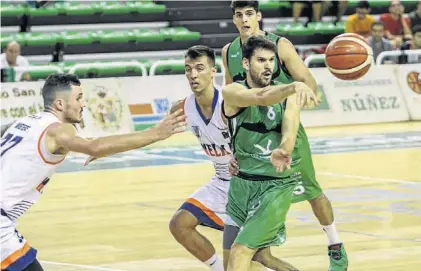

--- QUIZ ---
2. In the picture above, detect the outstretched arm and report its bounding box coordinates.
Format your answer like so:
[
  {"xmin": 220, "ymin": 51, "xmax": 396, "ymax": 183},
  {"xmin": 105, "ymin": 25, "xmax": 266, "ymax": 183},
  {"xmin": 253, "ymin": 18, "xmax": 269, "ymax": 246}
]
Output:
[
  {"xmin": 222, "ymin": 81, "xmax": 317, "ymax": 117},
  {"xmin": 49, "ymin": 109, "xmax": 186, "ymax": 158},
  {"xmin": 222, "ymin": 82, "xmax": 296, "ymax": 108}
]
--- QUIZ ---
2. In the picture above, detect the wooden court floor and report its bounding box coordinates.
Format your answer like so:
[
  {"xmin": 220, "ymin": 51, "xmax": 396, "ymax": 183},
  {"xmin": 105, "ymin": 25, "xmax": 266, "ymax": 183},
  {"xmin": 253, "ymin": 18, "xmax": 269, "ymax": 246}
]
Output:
[{"xmin": 17, "ymin": 121, "xmax": 421, "ymax": 271}]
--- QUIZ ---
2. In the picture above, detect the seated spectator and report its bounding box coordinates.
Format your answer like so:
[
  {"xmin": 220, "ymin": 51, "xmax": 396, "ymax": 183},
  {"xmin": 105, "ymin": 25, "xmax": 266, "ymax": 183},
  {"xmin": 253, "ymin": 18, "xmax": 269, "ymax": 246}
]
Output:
[
  {"xmin": 380, "ymin": 0, "xmax": 412, "ymax": 49},
  {"xmin": 400, "ymin": 24, "xmax": 421, "ymax": 63},
  {"xmin": 368, "ymin": 22, "xmax": 395, "ymax": 63},
  {"xmin": 291, "ymin": 1, "xmax": 323, "ymax": 24},
  {"xmin": 0, "ymin": 41, "xmax": 30, "ymax": 82},
  {"xmin": 345, "ymin": 1, "xmax": 375, "ymax": 37},
  {"xmin": 322, "ymin": 0, "xmax": 348, "ymax": 25},
  {"xmin": 409, "ymin": 0, "xmax": 421, "ymax": 31}
]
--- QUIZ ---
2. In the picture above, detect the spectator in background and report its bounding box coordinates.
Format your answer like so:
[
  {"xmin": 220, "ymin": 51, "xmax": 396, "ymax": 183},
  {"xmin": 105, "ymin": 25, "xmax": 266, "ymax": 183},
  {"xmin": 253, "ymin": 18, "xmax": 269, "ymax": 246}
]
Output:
[
  {"xmin": 367, "ymin": 22, "xmax": 395, "ymax": 64},
  {"xmin": 322, "ymin": 0, "xmax": 348, "ymax": 25},
  {"xmin": 400, "ymin": 24, "xmax": 421, "ymax": 63},
  {"xmin": 380, "ymin": 0, "xmax": 412, "ymax": 49},
  {"xmin": 291, "ymin": 1, "xmax": 323, "ymax": 24},
  {"xmin": 409, "ymin": 1, "xmax": 421, "ymax": 31},
  {"xmin": 0, "ymin": 41, "xmax": 30, "ymax": 81},
  {"xmin": 345, "ymin": 1, "xmax": 375, "ymax": 37}
]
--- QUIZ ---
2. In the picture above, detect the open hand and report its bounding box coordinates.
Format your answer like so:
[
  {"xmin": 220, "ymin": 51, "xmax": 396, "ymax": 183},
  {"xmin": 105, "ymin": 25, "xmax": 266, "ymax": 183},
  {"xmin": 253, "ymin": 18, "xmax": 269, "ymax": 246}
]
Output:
[
  {"xmin": 270, "ymin": 148, "xmax": 292, "ymax": 173},
  {"xmin": 154, "ymin": 109, "xmax": 187, "ymax": 140},
  {"xmin": 293, "ymin": 82, "xmax": 321, "ymax": 108}
]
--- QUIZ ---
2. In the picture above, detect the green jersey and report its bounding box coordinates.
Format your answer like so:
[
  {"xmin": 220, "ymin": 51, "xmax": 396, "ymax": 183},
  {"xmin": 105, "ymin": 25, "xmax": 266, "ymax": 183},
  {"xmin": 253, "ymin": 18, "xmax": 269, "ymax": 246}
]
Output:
[
  {"xmin": 227, "ymin": 80, "xmax": 310, "ymax": 180},
  {"xmin": 226, "ymin": 32, "xmax": 293, "ymax": 84},
  {"xmin": 225, "ymin": 81, "xmax": 322, "ymax": 250}
]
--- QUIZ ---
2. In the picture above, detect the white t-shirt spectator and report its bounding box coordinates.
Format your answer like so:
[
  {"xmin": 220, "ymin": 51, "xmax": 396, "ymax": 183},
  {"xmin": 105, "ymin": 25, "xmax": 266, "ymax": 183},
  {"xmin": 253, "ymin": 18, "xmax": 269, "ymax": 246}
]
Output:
[{"xmin": 0, "ymin": 53, "xmax": 30, "ymax": 81}]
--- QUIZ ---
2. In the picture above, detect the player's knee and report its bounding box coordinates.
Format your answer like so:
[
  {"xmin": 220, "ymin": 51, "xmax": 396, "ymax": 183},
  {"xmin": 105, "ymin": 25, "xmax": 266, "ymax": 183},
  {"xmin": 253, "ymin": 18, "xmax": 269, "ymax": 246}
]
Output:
[
  {"xmin": 169, "ymin": 210, "xmax": 197, "ymax": 236},
  {"xmin": 309, "ymin": 192, "xmax": 329, "ymax": 205},
  {"xmin": 252, "ymin": 248, "xmax": 272, "ymax": 266},
  {"xmin": 169, "ymin": 212, "xmax": 183, "ymax": 235},
  {"xmin": 230, "ymin": 243, "xmax": 255, "ymax": 259}
]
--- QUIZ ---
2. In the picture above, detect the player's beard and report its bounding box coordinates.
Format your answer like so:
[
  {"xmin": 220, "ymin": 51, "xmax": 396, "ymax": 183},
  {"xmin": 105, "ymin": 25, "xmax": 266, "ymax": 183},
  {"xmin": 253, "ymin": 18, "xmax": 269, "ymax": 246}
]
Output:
[
  {"xmin": 250, "ymin": 67, "xmax": 272, "ymax": 88},
  {"xmin": 64, "ymin": 108, "xmax": 83, "ymax": 124}
]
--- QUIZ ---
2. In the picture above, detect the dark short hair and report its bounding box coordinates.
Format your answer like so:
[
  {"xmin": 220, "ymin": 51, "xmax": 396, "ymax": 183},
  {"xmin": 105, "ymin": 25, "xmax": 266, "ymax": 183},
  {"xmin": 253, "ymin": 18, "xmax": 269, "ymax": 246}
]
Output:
[
  {"xmin": 230, "ymin": 0, "xmax": 259, "ymax": 13},
  {"xmin": 412, "ymin": 24, "xmax": 421, "ymax": 35},
  {"xmin": 371, "ymin": 21, "xmax": 385, "ymax": 29},
  {"xmin": 185, "ymin": 45, "xmax": 216, "ymax": 66},
  {"xmin": 356, "ymin": 0, "xmax": 370, "ymax": 9},
  {"xmin": 242, "ymin": 35, "xmax": 276, "ymax": 60},
  {"xmin": 42, "ymin": 73, "xmax": 81, "ymax": 108}
]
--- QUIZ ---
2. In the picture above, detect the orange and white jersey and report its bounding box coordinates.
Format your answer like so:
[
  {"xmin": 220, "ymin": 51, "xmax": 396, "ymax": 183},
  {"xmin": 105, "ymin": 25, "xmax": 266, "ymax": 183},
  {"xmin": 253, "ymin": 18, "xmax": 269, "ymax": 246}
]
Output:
[
  {"xmin": 0, "ymin": 112, "xmax": 67, "ymax": 221},
  {"xmin": 184, "ymin": 88, "xmax": 233, "ymax": 181}
]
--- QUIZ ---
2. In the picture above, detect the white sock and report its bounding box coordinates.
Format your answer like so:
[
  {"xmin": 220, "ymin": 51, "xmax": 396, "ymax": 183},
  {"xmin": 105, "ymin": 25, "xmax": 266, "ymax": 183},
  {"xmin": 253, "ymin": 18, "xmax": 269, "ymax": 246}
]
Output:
[
  {"xmin": 322, "ymin": 221, "xmax": 341, "ymax": 245},
  {"xmin": 204, "ymin": 253, "xmax": 224, "ymax": 271}
]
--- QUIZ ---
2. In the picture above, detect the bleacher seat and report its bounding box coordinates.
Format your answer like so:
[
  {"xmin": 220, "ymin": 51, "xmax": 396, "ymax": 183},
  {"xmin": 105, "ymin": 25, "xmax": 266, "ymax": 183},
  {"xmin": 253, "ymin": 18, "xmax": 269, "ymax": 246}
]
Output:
[
  {"xmin": 348, "ymin": 0, "xmax": 394, "ymax": 8},
  {"xmin": 260, "ymin": 0, "xmax": 291, "ymax": 10},
  {"xmin": 0, "ymin": 1, "xmax": 167, "ymax": 26},
  {"xmin": 0, "ymin": 1, "xmax": 166, "ymax": 17},
  {"xmin": 28, "ymin": 60, "xmax": 152, "ymax": 80},
  {"xmin": 276, "ymin": 23, "xmax": 314, "ymax": 36},
  {"xmin": 98, "ymin": 30, "xmax": 135, "ymax": 44},
  {"xmin": 132, "ymin": 29, "xmax": 163, "ymax": 43},
  {"xmin": 64, "ymin": 3, "xmax": 96, "ymax": 16},
  {"xmin": 1, "ymin": 4, "xmax": 26, "ymax": 17},
  {"xmin": 308, "ymin": 22, "xmax": 345, "ymax": 35},
  {"xmin": 1, "ymin": 27, "xmax": 201, "ymax": 55},
  {"xmin": 28, "ymin": 65, "xmax": 63, "ymax": 81},
  {"xmin": 162, "ymin": 27, "xmax": 201, "ymax": 41},
  {"xmin": 61, "ymin": 31, "xmax": 93, "ymax": 45}
]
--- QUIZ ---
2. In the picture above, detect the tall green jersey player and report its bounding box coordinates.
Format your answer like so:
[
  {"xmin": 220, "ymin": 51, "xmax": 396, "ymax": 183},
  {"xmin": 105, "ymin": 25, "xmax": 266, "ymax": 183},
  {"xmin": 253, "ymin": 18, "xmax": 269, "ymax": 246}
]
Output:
[
  {"xmin": 222, "ymin": 35, "xmax": 319, "ymax": 271},
  {"xmin": 222, "ymin": 2, "xmax": 349, "ymax": 271}
]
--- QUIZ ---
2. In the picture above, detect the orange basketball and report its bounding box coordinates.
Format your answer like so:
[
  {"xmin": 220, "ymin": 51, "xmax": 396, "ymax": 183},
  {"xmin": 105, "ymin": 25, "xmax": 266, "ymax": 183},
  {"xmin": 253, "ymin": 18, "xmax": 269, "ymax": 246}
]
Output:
[{"xmin": 325, "ymin": 33, "xmax": 373, "ymax": 80}]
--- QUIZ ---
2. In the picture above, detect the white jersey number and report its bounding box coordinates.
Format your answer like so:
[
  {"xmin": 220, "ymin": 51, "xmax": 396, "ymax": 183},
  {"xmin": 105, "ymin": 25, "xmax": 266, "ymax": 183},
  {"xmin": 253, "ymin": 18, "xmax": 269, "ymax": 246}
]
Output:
[{"xmin": 1, "ymin": 133, "xmax": 23, "ymax": 157}]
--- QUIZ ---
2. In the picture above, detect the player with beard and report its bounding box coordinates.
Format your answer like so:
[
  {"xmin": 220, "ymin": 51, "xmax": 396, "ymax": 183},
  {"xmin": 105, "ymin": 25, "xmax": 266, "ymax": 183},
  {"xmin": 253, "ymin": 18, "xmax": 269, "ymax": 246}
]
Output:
[{"xmin": 222, "ymin": 36, "xmax": 320, "ymax": 271}]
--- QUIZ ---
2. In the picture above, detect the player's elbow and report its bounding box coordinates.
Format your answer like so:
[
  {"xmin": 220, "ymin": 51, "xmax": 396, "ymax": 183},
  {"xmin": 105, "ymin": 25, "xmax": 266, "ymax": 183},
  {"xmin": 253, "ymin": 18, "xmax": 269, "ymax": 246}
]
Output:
[
  {"xmin": 86, "ymin": 144, "xmax": 99, "ymax": 157},
  {"xmin": 221, "ymin": 88, "xmax": 230, "ymax": 99},
  {"xmin": 222, "ymin": 88, "xmax": 237, "ymax": 105},
  {"xmin": 85, "ymin": 140, "xmax": 104, "ymax": 157}
]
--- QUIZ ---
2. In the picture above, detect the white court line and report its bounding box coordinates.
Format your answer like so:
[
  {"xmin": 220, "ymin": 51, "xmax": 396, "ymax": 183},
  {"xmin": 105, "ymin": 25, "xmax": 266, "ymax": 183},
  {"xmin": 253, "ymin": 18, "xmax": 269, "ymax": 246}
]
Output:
[
  {"xmin": 40, "ymin": 261, "xmax": 127, "ymax": 271},
  {"xmin": 143, "ymin": 154, "xmax": 210, "ymax": 163},
  {"xmin": 318, "ymin": 172, "xmax": 419, "ymax": 184}
]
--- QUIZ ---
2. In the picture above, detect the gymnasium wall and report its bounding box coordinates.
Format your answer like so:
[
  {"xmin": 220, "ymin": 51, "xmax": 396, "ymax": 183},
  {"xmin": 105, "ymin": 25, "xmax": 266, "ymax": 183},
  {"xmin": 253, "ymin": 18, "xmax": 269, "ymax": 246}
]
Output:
[{"xmin": 1, "ymin": 64, "xmax": 420, "ymax": 138}]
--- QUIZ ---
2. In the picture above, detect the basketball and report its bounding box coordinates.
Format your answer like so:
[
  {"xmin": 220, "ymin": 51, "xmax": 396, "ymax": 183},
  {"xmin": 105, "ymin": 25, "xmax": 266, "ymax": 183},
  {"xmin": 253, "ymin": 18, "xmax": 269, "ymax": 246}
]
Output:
[{"xmin": 325, "ymin": 33, "xmax": 373, "ymax": 80}]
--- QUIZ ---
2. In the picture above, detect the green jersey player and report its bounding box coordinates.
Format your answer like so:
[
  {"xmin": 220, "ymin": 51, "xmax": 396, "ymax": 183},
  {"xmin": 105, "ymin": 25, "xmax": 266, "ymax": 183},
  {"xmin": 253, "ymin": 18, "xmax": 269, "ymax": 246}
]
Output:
[
  {"xmin": 222, "ymin": 35, "xmax": 318, "ymax": 271},
  {"xmin": 222, "ymin": 2, "xmax": 348, "ymax": 271}
]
